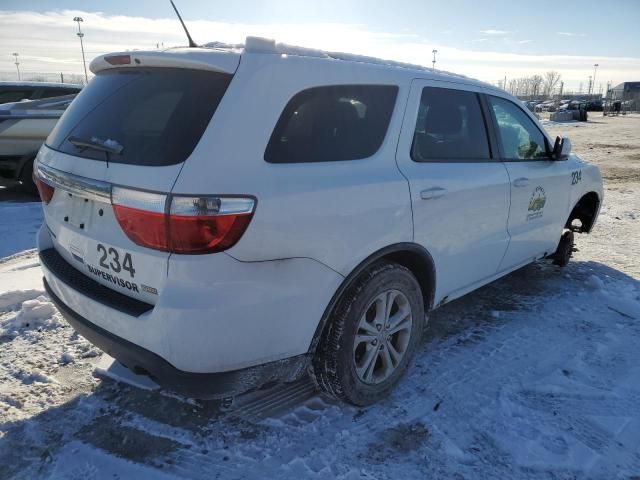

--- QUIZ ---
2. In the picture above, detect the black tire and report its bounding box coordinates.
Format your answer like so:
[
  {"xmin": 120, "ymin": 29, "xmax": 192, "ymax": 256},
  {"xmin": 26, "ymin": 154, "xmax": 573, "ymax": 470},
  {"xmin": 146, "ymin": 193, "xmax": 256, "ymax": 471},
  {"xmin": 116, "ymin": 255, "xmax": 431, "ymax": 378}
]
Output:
[
  {"xmin": 18, "ymin": 158, "xmax": 38, "ymax": 196},
  {"xmin": 553, "ymin": 230, "xmax": 574, "ymax": 267},
  {"xmin": 312, "ymin": 261, "xmax": 425, "ymax": 406}
]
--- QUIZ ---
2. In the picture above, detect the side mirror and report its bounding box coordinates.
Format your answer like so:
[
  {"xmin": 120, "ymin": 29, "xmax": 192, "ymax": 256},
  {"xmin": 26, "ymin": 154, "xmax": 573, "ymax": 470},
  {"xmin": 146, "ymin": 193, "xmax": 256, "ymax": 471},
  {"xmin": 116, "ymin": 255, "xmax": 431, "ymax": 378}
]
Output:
[{"xmin": 552, "ymin": 136, "xmax": 571, "ymax": 160}]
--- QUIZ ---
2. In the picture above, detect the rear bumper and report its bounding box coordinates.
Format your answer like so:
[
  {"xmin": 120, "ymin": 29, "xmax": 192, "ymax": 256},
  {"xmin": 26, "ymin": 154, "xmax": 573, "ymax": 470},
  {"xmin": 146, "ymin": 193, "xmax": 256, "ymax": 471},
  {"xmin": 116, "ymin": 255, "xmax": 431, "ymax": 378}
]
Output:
[
  {"xmin": 44, "ymin": 277, "xmax": 310, "ymax": 398},
  {"xmin": 37, "ymin": 223, "xmax": 342, "ymax": 396}
]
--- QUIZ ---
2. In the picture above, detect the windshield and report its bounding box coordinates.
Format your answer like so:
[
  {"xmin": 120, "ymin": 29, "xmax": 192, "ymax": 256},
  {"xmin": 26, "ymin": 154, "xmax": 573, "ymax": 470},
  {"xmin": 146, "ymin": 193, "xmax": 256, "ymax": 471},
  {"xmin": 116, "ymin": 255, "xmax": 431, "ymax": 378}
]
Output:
[{"xmin": 46, "ymin": 68, "xmax": 232, "ymax": 166}]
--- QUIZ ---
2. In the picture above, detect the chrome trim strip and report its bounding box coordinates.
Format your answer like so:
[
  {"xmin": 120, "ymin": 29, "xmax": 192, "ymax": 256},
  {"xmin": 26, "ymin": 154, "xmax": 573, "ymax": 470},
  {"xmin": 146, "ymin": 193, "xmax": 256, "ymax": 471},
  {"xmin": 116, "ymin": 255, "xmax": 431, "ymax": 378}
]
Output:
[{"xmin": 35, "ymin": 161, "xmax": 111, "ymax": 203}]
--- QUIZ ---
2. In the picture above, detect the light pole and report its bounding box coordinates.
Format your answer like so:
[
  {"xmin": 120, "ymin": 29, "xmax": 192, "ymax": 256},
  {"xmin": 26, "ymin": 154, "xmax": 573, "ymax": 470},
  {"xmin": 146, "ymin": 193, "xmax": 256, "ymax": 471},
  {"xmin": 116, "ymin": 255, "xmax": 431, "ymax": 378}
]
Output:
[
  {"xmin": 432, "ymin": 49, "xmax": 438, "ymax": 72},
  {"xmin": 592, "ymin": 63, "xmax": 599, "ymax": 97},
  {"xmin": 73, "ymin": 16, "xmax": 88, "ymax": 83},
  {"xmin": 588, "ymin": 75, "xmax": 592, "ymax": 95},
  {"xmin": 12, "ymin": 52, "xmax": 20, "ymax": 80}
]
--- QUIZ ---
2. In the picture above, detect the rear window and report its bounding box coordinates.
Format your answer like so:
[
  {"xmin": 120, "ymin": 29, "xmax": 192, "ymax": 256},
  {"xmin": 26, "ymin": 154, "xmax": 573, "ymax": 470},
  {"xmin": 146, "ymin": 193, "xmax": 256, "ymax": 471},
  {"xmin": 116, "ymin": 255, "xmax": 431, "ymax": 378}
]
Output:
[
  {"xmin": 46, "ymin": 68, "xmax": 232, "ymax": 166},
  {"xmin": 265, "ymin": 85, "xmax": 398, "ymax": 163}
]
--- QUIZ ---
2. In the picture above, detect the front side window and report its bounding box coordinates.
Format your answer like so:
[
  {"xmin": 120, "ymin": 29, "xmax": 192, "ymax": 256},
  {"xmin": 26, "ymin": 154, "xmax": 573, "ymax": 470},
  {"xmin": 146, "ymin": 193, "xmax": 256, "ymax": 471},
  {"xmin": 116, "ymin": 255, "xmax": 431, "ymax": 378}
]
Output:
[
  {"xmin": 488, "ymin": 96, "xmax": 549, "ymax": 160},
  {"xmin": 265, "ymin": 85, "xmax": 398, "ymax": 163},
  {"xmin": 411, "ymin": 87, "xmax": 491, "ymax": 162}
]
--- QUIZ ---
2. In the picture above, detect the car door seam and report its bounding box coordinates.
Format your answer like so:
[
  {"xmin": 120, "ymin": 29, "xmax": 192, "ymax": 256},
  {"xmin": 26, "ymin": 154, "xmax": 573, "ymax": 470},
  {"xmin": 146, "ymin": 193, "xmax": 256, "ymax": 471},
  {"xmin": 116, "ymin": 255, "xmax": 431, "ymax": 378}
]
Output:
[
  {"xmin": 496, "ymin": 161, "xmax": 513, "ymax": 273},
  {"xmin": 393, "ymin": 82, "xmax": 416, "ymax": 243}
]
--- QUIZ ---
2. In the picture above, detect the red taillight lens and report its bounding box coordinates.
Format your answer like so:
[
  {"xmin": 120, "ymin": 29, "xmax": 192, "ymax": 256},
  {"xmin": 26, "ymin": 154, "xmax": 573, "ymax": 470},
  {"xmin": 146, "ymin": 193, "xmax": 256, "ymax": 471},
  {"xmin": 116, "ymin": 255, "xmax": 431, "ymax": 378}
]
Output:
[
  {"xmin": 112, "ymin": 186, "xmax": 168, "ymax": 250},
  {"xmin": 113, "ymin": 205, "xmax": 168, "ymax": 251},
  {"xmin": 168, "ymin": 213, "xmax": 253, "ymax": 253},
  {"xmin": 35, "ymin": 177, "xmax": 55, "ymax": 204},
  {"xmin": 111, "ymin": 187, "xmax": 255, "ymax": 254},
  {"xmin": 168, "ymin": 195, "xmax": 255, "ymax": 254}
]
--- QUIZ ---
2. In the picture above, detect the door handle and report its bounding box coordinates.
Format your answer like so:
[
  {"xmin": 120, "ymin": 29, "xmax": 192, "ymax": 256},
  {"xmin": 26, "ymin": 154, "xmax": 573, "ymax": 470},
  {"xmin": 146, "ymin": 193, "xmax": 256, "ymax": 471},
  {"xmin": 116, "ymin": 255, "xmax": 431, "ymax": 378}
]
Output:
[
  {"xmin": 420, "ymin": 187, "xmax": 447, "ymax": 200},
  {"xmin": 513, "ymin": 177, "xmax": 530, "ymax": 188}
]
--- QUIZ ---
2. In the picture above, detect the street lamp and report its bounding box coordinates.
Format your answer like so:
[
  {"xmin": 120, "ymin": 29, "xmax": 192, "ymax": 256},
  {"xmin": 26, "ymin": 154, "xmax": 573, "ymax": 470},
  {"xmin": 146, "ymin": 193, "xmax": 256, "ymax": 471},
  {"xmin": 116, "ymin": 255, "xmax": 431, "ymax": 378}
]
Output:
[
  {"xmin": 588, "ymin": 75, "xmax": 592, "ymax": 95},
  {"xmin": 12, "ymin": 52, "xmax": 20, "ymax": 81},
  {"xmin": 592, "ymin": 63, "xmax": 599, "ymax": 96},
  {"xmin": 432, "ymin": 49, "xmax": 438, "ymax": 72},
  {"xmin": 73, "ymin": 16, "xmax": 88, "ymax": 83}
]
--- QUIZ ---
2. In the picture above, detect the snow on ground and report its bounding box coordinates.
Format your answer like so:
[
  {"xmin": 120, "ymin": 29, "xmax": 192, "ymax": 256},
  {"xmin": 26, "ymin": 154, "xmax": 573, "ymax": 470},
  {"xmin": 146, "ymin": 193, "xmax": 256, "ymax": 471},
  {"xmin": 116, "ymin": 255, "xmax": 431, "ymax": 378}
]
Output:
[
  {"xmin": 0, "ymin": 188, "xmax": 42, "ymax": 258},
  {"xmin": 0, "ymin": 114, "xmax": 639, "ymax": 479}
]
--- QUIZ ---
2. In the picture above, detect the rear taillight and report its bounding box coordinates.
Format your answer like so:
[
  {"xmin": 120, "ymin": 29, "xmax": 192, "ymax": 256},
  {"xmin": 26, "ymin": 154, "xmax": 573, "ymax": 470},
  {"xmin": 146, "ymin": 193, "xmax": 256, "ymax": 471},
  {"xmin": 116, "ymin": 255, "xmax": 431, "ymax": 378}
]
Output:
[
  {"xmin": 111, "ymin": 187, "xmax": 255, "ymax": 254},
  {"xmin": 35, "ymin": 176, "xmax": 55, "ymax": 204},
  {"xmin": 112, "ymin": 187, "xmax": 167, "ymax": 250},
  {"xmin": 169, "ymin": 196, "xmax": 255, "ymax": 254}
]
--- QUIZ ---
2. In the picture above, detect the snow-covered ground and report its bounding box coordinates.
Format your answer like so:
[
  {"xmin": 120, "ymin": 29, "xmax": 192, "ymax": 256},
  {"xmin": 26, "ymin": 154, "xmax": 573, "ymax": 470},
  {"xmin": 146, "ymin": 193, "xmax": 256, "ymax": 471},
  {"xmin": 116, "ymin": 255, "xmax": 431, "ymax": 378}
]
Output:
[{"xmin": 0, "ymin": 114, "xmax": 639, "ymax": 479}]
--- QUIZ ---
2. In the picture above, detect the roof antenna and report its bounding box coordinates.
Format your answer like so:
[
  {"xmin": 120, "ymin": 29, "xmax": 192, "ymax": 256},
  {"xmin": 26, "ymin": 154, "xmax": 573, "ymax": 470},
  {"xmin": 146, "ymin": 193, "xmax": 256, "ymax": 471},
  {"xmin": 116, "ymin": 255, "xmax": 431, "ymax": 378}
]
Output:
[{"xmin": 170, "ymin": 0, "xmax": 198, "ymax": 48}]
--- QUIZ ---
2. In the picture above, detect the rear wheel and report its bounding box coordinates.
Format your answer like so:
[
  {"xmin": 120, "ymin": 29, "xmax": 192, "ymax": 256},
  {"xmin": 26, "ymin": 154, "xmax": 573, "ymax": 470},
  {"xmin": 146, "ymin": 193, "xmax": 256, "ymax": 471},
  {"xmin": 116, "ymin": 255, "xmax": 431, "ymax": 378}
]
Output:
[{"xmin": 312, "ymin": 261, "xmax": 425, "ymax": 405}]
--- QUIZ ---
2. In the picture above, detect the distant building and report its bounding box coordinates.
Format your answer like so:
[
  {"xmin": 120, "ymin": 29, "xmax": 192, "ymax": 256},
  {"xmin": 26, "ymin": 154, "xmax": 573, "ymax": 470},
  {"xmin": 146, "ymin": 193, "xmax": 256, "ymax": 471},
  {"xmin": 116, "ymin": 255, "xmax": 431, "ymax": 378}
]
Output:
[{"xmin": 610, "ymin": 81, "xmax": 640, "ymax": 107}]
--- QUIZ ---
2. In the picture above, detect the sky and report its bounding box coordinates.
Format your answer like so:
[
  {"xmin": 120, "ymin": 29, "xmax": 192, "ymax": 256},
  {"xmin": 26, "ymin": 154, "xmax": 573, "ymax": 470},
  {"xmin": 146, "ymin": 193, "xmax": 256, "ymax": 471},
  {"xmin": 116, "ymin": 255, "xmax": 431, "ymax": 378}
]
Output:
[{"xmin": 1, "ymin": 0, "xmax": 639, "ymax": 91}]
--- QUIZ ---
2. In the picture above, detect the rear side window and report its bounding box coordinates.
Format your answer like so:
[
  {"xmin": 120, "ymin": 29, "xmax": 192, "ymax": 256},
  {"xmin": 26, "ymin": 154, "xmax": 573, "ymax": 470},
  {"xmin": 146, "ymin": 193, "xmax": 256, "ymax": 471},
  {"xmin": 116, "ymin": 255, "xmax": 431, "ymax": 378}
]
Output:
[
  {"xmin": 265, "ymin": 85, "xmax": 398, "ymax": 163},
  {"xmin": 47, "ymin": 68, "xmax": 232, "ymax": 166},
  {"xmin": 411, "ymin": 87, "xmax": 491, "ymax": 162},
  {"xmin": 488, "ymin": 96, "xmax": 549, "ymax": 160}
]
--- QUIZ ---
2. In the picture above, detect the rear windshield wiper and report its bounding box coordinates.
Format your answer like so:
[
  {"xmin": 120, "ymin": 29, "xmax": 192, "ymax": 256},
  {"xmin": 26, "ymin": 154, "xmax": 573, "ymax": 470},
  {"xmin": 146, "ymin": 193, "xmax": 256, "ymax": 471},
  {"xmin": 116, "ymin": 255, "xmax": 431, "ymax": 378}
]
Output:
[{"xmin": 68, "ymin": 136, "xmax": 124, "ymax": 155}]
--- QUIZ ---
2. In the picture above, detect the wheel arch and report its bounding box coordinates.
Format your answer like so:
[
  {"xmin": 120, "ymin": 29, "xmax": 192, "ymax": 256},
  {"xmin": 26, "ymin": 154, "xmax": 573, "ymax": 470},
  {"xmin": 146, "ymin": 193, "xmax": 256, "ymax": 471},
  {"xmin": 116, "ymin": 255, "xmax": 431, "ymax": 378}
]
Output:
[
  {"xmin": 308, "ymin": 242, "xmax": 436, "ymax": 353},
  {"xmin": 566, "ymin": 191, "xmax": 601, "ymax": 233}
]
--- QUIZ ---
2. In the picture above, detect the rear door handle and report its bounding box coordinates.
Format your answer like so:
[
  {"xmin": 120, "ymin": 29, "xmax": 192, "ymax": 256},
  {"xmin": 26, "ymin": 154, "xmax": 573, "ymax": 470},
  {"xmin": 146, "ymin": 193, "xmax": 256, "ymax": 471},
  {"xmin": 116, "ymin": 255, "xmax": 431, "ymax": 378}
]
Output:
[
  {"xmin": 420, "ymin": 187, "xmax": 447, "ymax": 200},
  {"xmin": 513, "ymin": 177, "xmax": 530, "ymax": 188}
]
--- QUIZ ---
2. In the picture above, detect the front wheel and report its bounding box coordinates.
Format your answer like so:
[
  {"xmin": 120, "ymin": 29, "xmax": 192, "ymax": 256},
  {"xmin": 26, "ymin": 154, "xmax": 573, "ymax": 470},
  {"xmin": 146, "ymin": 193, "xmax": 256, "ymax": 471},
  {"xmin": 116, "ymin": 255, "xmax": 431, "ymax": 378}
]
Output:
[
  {"xmin": 312, "ymin": 261, "xmax": 425, "ymax": 406},
  {"xmin": 552, "ymin": 230, "xmax": 575, "ymax": 267}
]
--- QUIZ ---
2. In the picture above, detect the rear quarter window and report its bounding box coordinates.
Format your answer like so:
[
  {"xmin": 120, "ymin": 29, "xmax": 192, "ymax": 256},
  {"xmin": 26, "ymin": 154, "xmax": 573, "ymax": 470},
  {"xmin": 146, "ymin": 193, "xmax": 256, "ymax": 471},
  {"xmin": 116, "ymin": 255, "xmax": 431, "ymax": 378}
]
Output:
[
  {"xmin": 265, "ymin": 85, "xmax": 398, "ymax": 163},
  {"xmin": 46, "ymin": 68, "xmax": 232, "ymax": 166}
]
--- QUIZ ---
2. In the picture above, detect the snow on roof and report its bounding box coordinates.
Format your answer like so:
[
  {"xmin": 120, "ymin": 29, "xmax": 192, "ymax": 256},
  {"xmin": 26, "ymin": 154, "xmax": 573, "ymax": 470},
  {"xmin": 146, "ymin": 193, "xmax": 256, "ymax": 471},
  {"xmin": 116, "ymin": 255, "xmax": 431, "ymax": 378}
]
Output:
[{"xmin": 202, "ymin": 36, "xmax": 479, "ymax": 84}]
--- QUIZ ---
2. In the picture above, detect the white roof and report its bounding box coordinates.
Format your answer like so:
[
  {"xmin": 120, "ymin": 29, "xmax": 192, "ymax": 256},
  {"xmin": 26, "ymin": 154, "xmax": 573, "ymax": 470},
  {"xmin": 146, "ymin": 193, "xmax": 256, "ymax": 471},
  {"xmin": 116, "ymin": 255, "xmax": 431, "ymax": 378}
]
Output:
[
  {"xmin": 200, "ymin": 36, "xmax": 494, "ymax": 90},
  {"xmin": 94, "ymin": 36, "xmax": 496, "ymax": 92}
]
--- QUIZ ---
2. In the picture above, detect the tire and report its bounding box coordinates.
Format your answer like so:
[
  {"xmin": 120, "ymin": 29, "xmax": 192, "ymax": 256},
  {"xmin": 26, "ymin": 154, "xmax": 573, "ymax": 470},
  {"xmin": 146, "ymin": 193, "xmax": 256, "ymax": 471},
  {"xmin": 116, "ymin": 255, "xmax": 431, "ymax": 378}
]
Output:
[
  {"xmin": 18, "ymin": 158, "xmax": 38, "ymax": 196},
  {"xmin": 312, "ymin": 261, "xmax": 425, "ymax": 406},
  {"xmin": 553, "ymin": 230, "xmax": 574, "ymax": 267}
]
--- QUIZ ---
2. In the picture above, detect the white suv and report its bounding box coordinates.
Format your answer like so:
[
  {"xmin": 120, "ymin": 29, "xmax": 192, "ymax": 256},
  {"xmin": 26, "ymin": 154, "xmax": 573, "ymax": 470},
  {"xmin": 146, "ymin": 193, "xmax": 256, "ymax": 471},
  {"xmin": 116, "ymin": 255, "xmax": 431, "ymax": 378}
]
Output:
[{"xmin": 34, "ymin": 38, "xmax": 603, "ymax": 405}]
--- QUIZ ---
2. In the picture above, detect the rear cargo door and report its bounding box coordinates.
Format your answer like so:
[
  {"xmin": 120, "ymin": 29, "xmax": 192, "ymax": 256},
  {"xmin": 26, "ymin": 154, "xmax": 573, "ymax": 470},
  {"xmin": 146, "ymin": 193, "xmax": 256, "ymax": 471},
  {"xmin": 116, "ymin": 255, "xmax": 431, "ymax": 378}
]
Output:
[{"xmin": 37, "ymin": 65, "xmax": 234, "ymax": 305}]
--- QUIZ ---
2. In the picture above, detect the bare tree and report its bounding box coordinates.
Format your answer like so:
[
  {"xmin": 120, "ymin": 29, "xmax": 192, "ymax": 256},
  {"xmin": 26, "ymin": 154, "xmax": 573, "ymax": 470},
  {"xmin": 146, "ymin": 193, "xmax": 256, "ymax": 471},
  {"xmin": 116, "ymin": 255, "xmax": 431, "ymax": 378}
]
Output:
[
  {"xmin": 543, "ymin": 71, "xmax": 561, "ymax": 98},
  {"xmin": 515, "ymin": 77, "xmax": 529, "ymax": 96},
  {"xmin": 530, "ymin": 75, "xmax": 543, "ymax": 97}
]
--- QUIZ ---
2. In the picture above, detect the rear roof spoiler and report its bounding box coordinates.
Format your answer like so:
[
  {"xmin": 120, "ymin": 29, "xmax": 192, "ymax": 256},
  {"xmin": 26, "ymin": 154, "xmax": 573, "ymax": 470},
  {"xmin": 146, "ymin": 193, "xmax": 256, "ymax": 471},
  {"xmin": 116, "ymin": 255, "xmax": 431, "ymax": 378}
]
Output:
[{"xmin": 90, "ymin": 48, "xmax": 240, "ymax": 75}]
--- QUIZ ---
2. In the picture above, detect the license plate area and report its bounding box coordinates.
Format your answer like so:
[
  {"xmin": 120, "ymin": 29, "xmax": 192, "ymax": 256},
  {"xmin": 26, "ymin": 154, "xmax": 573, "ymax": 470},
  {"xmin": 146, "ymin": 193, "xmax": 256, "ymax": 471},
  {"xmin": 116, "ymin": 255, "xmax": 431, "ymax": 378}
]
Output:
[{"xmin": 64, "ymin": 193, "xmax": 95, "ymax": 230}]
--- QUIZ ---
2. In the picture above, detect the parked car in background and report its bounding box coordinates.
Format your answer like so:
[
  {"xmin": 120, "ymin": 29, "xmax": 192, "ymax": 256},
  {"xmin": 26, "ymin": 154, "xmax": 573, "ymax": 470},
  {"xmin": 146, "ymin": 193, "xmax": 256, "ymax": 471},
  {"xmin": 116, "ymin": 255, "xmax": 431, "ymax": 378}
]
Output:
[
  {"xmin": 0, "ymin": 94, "xmax": 75, "ymax": 193},
  {"xmin": 559, "ymin": 100, "xmax": 584, "ymax": 111},
  {"xmin": 585, "ymin": 99, "xmax": 603, "ymax": 111},
  {"xmin": 534, "ymin": 100, "xmax": 557, "ymax": 112},
  {"xmin": 34, "ymin": 38, "xmax": 603, "ymax": 405},
  {"xmin": 0, "ymin": 81, "xmax": 82, "ymax": 105}
]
